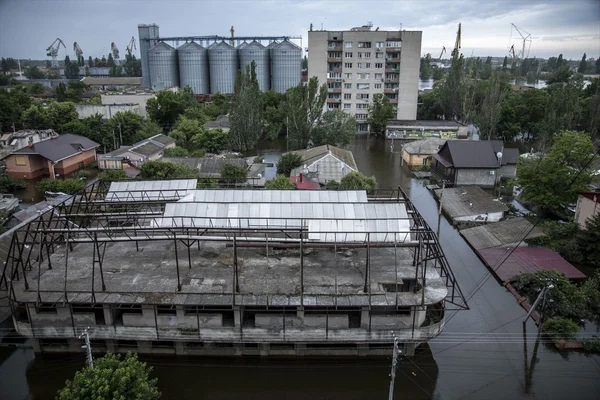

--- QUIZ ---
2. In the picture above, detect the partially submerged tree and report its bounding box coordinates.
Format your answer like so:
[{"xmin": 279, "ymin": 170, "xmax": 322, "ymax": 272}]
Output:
[
  {"xmin": 339, "ymin": 172, "xmax": 377, "ymax": 192},
  {"xmin": 220, "ymin": 162, "xmax": 247, "ymax": 184},
  {"xmin": 283, "ymin": 77, "xmax": 327, "ymax": 149},
  {"xmin": 367, "ymin": 93, "xmax": 395, "ymax": 137},
  {"xmin": 312, "ymin": 110, "xmax": 356, "ymax": 147},
  {"xmin": 140, "ymin": 161, "xmax": 198, "ymax": 179}
]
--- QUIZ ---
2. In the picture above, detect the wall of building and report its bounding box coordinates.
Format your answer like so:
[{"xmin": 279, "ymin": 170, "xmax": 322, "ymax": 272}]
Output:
[
  {"xmin": 4, "ymin": 154, "xmax": 48, "ymax": 179},
  {"xmin": 397, "ymin": 31, "xmax": 421, "ymax": 120},
  {"xmin": 576, "ymin": 195, "xmax": 600, "ymax": 228},
  {"xmin": 455, "ymin": 168, "xmax": 496, "ymax": 187},
  {"xmin": 54, "ymin": 150, "xmax": 97, "ymax": 176},
  {"xmin": 497, "ymin": 165, "xmax": 517, "ymax": 179},
  {"xmin": 101, "ymin": 94, "xmax": 155, "ymax": 117},
  {"xmin": 402, "ymin": 151, "xmax": 430, "ymax": 167},
  {"xmin": 76, "ymin": 104, "xmax": 140, "ymax": 119}
]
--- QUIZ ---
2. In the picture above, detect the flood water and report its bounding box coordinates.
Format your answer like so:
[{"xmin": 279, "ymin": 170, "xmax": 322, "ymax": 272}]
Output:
[{"xmin": 1, "ymin": 136, "xmax": 599, "ymax": 400}]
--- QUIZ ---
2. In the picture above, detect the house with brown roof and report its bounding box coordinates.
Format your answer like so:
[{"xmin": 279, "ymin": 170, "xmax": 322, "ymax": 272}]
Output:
[
  {"xmin": 3, "ymin": 134, "xmax": 99, "ymax": 179},
  {"xmin": 97, "ymin": 134, "xmax": 176, "ymax": 170},
  {"xmin": 432, "ymin": 140, "xmax": 519, "ymax": 187}
]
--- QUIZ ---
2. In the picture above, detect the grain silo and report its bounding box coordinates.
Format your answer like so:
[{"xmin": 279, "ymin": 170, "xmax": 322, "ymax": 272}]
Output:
[
  {"xmin": 178, "ymin": 42, "xmax": 209, "ymax": 94},
  {"xmin": 148, "ymin": 42, "xmax": 178, "ymax": 91},
  {"xmin": 270, "ymin": 40, "xmax": 301, "ymax": 93},
  {"xmin": 208, "ymin": 41, "xmax": 238, "ymax": 94},
  {"xmin": 239, "ymin": 41, "xmax": 270, "ymax": 91}
]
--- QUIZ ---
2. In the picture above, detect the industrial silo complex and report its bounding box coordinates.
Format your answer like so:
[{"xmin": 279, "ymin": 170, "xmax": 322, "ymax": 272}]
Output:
[
  {"xmin": 148, "ymin": 42, "xmax": 179, "ymax": 92},
  {"xmin": 138, "ymin": 24, "xmax": 301, "ymax": 94},
  {"xmin": 178, "ymin": 42, "xmax": 210, "ymax": 95}
]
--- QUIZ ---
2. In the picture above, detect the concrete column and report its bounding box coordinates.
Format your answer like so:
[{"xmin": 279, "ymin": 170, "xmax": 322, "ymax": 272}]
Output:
[
  {"xmin": 360, "ymin": 307, "xmax": 370, "ymax": 329},
  {"xmin": 47, "ymin": 160, "xmax": 55, "ymax": 179},
  {"xmin": 175, "ymin": 341, "xmax": 186, "ymax": 355},
  {"xmin": 404, "ymin": 342, "xmax": 417, "ymax": 357},
  {"xmin": 31, "ymin": 339, "xmax": 42, "ymax": 354},
  {"xmin": 297, "ymin": 307, "xmax": 304, "ymax": 318},
  {"xmin": 296, "ymin": 343, "xmax": 306, "ymax": 356},
  {"xmin": 358, "ymin": 343, "xmax": 369, "ymax": 357},
  {"xmin": 233, "ymin": 306, "xmax": 241, "ymax": 327},
  {"xmin": 105, "ymin": 339, "xmax": 116, "ymax": 353},
  {"xmin": 259, "ymin": 343, "xmax": 270, "ymax": 356},
  {"xmin": 138, "ymin": 340, "xmax": 152, "ymax": 353},
  {"xmin": 103, "ymin": 305, "xmax": 114, "ymax": 326}
]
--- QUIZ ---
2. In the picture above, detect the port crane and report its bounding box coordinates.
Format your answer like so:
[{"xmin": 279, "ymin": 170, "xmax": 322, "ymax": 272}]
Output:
[
  {"xmin": 126, "ymin": 36, "xmax": 137, "ymax": 57},
  {"xmin": 438, "ymin": 46, "xmax": 446, "ymax": 60},
  {"xmin": 111, "ymin": 42, "xmax": 120, "ymax": 61},
  {"xmin": 509, "ymin": 45, "xmax": 516, "ymax": 65},
  {"xmin": 451, "ymin": 23, "xmax": 461, "ymax": 57},
  {"xmin": 510, "ymin": 23, "xmax": 532, "ymax": 63},
  {"xmin": 46, "ymin": 38, "xmax": 66, "ymax": 67},
  {"xmin": 73, "ymin": 42, "xmax": 84, "ymax": 65}
]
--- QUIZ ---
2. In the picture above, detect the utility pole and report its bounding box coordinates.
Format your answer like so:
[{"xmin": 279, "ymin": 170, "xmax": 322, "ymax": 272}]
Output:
[
  {"xmin": 436, "ymin": 181, "xmax": 445, "ymax": 237},
  {"xmin": 388, "ymin": 335, "xmax": 400, "ymax": 400},
  {"xmin": 79, "ymin": 327, "xmax": 93, "ymax": 368},
  {"xmin": 112, "ymin": 130, "xmax": 116, "ymax": 150},
  {"xmin": 118, "ymin": 123, "xmax": 122, "ymax": 147}
]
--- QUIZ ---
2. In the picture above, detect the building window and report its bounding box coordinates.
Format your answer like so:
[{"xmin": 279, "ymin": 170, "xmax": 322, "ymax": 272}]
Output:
[
  {"xmin": 375, "ymin": 73, "xmax": 383, "ymax": 79},
  {"xmin": 387, "ymin": 41, "xmax": 402, "ymax": 48},
  {"xmin": 356, "ymin": 83, "xmax": 370, "ymax": 90},
  {"xmin": 376, "ymin": 42, "xmax": 385, "ymax": 49},
  {"xmin": 376, "ymin": 53, "xmax": 384, "ymax": 59},
  {"xmin": 357, "ymin": 63, "xmax": 369, "ymax": 69},
  {"xmin": 344, "ymin": 83, "xmax": 352, "ymax": 89},
  {"xmin": 327, "ymin": 103, "xmax": 341, "ymax": 110},
  {"xmin": 374, "ymin": 83, "xmax": 382, "ymax": 89},
  {"xmin": 343, "ymin": 103, "xmax": 351, "ymax": 109},
  {"xmin": 357, "ymin": 73, "xmax": 370, "ymax": 80},
  {"xmin": 328, "ymin": 52, "xmax": 341, "ymax": 58},
  {"xmin": 358, "ymin": 42, "xmax": 371, "ymax": 48},
  {"xmin": 358, "ymin": 123, "xmax": 369, "ymax": 132},
  {"xmin": 356, "ymin": 114, "xmax": 368, "ymax": 120},
  {"xmin": 15, "ymin": 155, "xmax": 27, "ymax": 166},
  {"xmin": 364, "ymin": 52, "xmax": 371, "ymax": 58},
  {"xmin": 344, "ymin": 93, "xmax": 351, "ymax": 100},
  {"xmin": 327, "ymin": 72, "xmax": 342, "ymax": 79},
  {"xmin": 375, "ymin": 63, "xmax": 383, "ymax": 69},
  {"xmin": 344, "ymin": 62, "xmax": 352, "ymax": 68},
  {"xmin": 356, "ymin": 104, "xmax": 368, "ymax": 109},
  {"xmin": 345, "ymin": 42, "xmax": 353, "ymax": 48},
  {"xmin": 344, "ymin": 73, "xmax": 352, "ymax": 79},
  {"xmin": 356, "ymin": 93, "xmax": 370, "ymax": 100},
  {"xmin": 357, "ymin": 52, "xmax": 363, "ymax": 59},
  {"xmin": 344, "ymin": 52, "xmax": 353, "ymax": 58}
]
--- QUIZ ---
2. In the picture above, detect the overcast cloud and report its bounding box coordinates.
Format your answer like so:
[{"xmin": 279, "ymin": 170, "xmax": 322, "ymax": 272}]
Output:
[{"xmin": 0, "ymin": 0, "xmax": 598, "ymax": 60}]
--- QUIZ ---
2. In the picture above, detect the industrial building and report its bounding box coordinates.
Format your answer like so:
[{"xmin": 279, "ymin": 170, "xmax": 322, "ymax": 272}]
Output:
[
  {"xmin": 308, "ymin": 23, "xmax": 422, "ymax": 131},
  {"xmin": 138, "ymin": 24, "xmax": 302, "ymax": 94},
  {"xmin": 2, "ymin": 182, "xmax": 466, "ymax": 357}
]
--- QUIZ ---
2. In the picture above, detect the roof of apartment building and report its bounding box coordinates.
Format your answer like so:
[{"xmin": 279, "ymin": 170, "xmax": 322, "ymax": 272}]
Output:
[
  {"xmin": 433, "ymin": 140, "xmax": 519, "ymax": 169},
  {"xmin": 99, "ymin": 134, "xmax": 175, "ymax": 160},
  {"xmin": 9, "ymin": 134, "xmax": 99, "ymax": 162},
  {"xmin": 402, "ymin": 138, "xmax": 446, "ymax": 155}
]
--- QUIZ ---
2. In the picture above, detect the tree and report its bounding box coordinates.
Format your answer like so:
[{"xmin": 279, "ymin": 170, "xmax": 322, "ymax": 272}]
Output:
[
  {"xmin": 276, "ymin": 153, "xmax": 303, "ymax": 176},
  {"xmin": 301, "ymin": 55, "xmax": 308, "ymax": 70},
  {"xmin": 98, "ymin": 169, "xmax": 128, "ymax": 183},
  {"xmin": 38, "ymin": 178, "xmax": 85, "ymax": 194},
  {"xmin": 46, "ymin": 102, "xmax": 78, "ymax": 132},
  {"xmin": 229, "ymin": 61, "xmax": 263, "ymax": 151},
  {"xmin": 220, "ymin": 162, "xmax": 247, "ymax": 184},
  {"xmin": 367, "ymin": 93, "xmax": 395, "ymax": 137},
  {"xmin": 339, "ymin": 172, "xmax": 376, "ymax": 192},
  {"xmin": 146, "ymin": 87, "xmax": 197, "ymax": 130},
  {"xmin": 475, "ymin": 73, "xmax": 510, "ymax": 139},
  {"xmin": 516, "ymin": 130, "xmax": 595, "ymax": 215},
  {"xmin": 0, "ymin": 86, "xmax": 33, "ymax": 131},
  {"xmin": 596, "ymin": 58, "xmax": 600, "ymax": 74},
  {"xmin": 546, "ymin": 66, "xmax": 572, "ymax": 85},
  {"xmin": 169, "ymin": 116, "xmax": 205, "ymax": 149},
  {"xmin": 419, "ymin": 54, "xmax": 432, "ymax": 80},
  {"xmin": 312, "ymin": 110, "xmax": 356, "ymax": 147},
  {"xmin": 57, "ymin": 352, "xmax": 160, "ymax": 400},
  {"xmin": 24, "ymin": 66, "xmax": 45, "ymax": 79},
  {"xmin": 542, "ymin": 317, "xmax": 580, "ymax": 341},
  {"xmin": 109, "ymin": 65, "xmax": 123, "ymax": 77},
  {"xmin": 265, "ymin": 174, "xmax": 296, "ymax": 189},
  {"xmin": 502, "ymin": 56, "xmax": 508, "ymax": 71},
  {"xmin": 88, "ymin": 56, "xmax": 94, "ymax": 67},
  {"xmin": 136, "ymin": 119, "xmax": 162, "ymax": 142},
  {"xmin": 108, "ymin": 111, "xmax": 144, "ymax": 146},
  {"xmin": 0, "ymin": 172, "xmax": 26, "ymax": 192},
  {"xmin": 205, "ymin": 92, "xmax": 229, "ymax": 119},
  {"xmin": 140, "ymin": 161, "xmax": 198, "ymax": 179},
  {"xmin": 578, "ymin": 53, "xmax": 588, "ymax": 74},
  {"xmin": 579, "ymin": 212, "xmax": 600, "ymax": 267},
  {"xmin": 21, "ymin": 104, "xmax": 50, "ymax": 129},
  {"xmin": 262, "ymin": 90, "xmax": 286, "ymax": 139},
  {"xmin": 123, "ymin": 54, "xmax": 142, "ymax": 77},
  {"xmin": 64, "ymin": 56, "xmax": 80, "ymax": 79},
  {"xmin": 107, "ymin": 53, "xmax": 116, "ymax": 68},
  {"xmin": 163, "ymin": 146, "xmax": 190, "ymax": 157},
  {"xmin": 193, "ymin": 128, "xmax": 228, "ymax": 153},
  {"xmin": 283, "ymin": 77, "xmax": 327, "ymax": 149}
]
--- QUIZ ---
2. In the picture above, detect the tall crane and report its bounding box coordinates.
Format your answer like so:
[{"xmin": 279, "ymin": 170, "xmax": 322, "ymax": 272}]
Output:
[
  {"xmin": 73, "ymin": 42, "xmax": 83, "ymax": 66},
  {"xmin": 46, "ymin": 38, "xmax": 66, "ymax": 67},
  {"xmin": 451, "ymin": 23, "xmax": 461, "ymax": 57},
  {"xmin": 438, "ymin": 46, "xmax": 446, "ymax": 60},
  {"xmin": 509, "ymin": 45, "xmax": 516, "ymax": 65},
  {"xmin": 126, "ymin": 36, "xmax": 137, "ymax": 57},
  {"xmin": 111, "ymin": 42, "xmax": 120, "ymax": 61},
  {"xmin": 510, "ymin": 23, "xmax": 532, "ymax": 63}
]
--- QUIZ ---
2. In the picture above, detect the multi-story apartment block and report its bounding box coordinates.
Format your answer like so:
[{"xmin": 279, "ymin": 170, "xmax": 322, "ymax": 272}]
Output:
[{"xmin": 308, "ymin": 25, "xmax": 422, "ymax": 132}]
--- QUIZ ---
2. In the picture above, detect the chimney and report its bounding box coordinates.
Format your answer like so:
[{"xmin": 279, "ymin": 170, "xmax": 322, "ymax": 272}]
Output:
[
  {"xmin": 299, "ymin": 173, "xmax": 303, "ymax": 183},
  {"xmin": 27, "ymin": 139, "xmax": 33, "ymax": 147}
]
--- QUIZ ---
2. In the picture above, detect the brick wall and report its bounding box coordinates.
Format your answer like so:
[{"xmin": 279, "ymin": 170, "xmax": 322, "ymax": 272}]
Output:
[
  {"xmin": 54, "ymin": 150, "xmax": 97, "ymax": 176},
  {"xmin": 4, "ymin": 154, "xmax": 49, "ymax": 179}
]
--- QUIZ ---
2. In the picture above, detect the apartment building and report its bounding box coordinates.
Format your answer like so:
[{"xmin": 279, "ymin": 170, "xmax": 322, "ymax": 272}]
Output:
[{"xmin": 308, "ymin": 25, "xmax": 422, "ymax": 132}]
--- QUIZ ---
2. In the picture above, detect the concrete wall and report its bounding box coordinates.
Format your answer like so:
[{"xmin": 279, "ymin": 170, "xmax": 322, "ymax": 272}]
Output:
[
  {"xmin": 456, "ymin": 168, "xmax": 496, "ymax": 187},
  {"xmin": 76, "ymin": 104, "xmax": 140, "ymax": 119},
  {"xmin": 101, "ymin": 94, "xmax": 155, "ymax": 117},
  {"xmin": 397, "ymin": 31, "xmax": 421, "ymax": 120},
  {"xmin": 497, "ymin": 165, "xmax": 517, "ymax": 179},
  {"xmin": 576, "ymin": 194, "xmax": 600, "ymax": 228}
]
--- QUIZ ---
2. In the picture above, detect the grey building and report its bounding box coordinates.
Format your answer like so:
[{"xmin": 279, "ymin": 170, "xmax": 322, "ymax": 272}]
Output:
[{"xmin": 308, "ymin": 24, "xmax": 422, "ymax": 132}]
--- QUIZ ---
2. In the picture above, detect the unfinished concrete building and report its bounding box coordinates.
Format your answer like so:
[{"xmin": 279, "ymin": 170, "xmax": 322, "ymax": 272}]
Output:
[{"xmin": 2, "ymin": 180, "xmax": 467, "ymax": 356}]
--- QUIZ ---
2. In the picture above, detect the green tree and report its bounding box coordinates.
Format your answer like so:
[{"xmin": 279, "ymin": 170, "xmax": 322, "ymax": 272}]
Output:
[
  {"xmin": 46, "ymin": 102, "xmax": 79, "ymax": 132},
  {"xmin": 24, "ymin": 66, "xmax": 45, "ymax": 79},
  {"xmin": 108, "ymin": 111, "xmax": 144, "ymax": 146},
  {"xmin": 542, "ymin": 317, "xmax": 580, "ymax": 341},
  {"xmin": 0, "ymin": 86, "xmax": 32, "ymax": 131},
  {"xmin": 109, "ymin": 65, "xmax": 123, "ymax": 77},
  {"xmin": 283, "ymin": 76, "xmax": 328, "ymax": 149},
  {"xmin": 546, "ymin": 66, "xmax": 572, "ymax": 85},
  {"xmin": 193, "ymin": 128, "xmax": 228, "ymax": 153},
  {"xmin": 312, "ymin": 110, "xmax": 356, "ymax": 147},
  {"xmin": 21, "ymin": 104, "xmax": 50, "ymax": 129},
  {"xmin": 419, "ymin": 54, "xmax": 432, "ymax": 80},
  {"xmin": 0, "ymin": 173, "xmax": 26, "ymax": 192},
  {"xmin": 220, "ymin": 162, "xmax": 247, "ymax": 184},
  {"xmin": 57, "ymin": 352, "xmax": 160, "ymax": 400},
  {"xmin": 64, "ymin": 56, "xmax": 80, "ymax": 79},
  {"xmin": 87, "ymin": 56, "xmax": 93, "ymax": 67},
  {"xmin": 596, "ymin": 58, "xmax": 600, "ymax": 74},
  {"xmin": 140, "ymin": 161, "xmax": 198, "ymax": 179},
  {"xmin": 146, "ymin": 87, "xmax": 197, "ymax": 130},
  {"xmin": 107, "ymin": 53, "xmax": 116, "ymax": 68},
  {"xmin": 37, "ymin": 178, "xmax": 85, "ymax": 194},
  {"xmin": 516, "ymin": 130, "xmax": 595, "ymax": 215},
  {"xmin": 301, "ymin": 55, "xmax": 308, "ymax": 70},
  {"xmin": 55, "ymin": 82, "xmax": 68, "ymax": 102},
  {"xmin": 169, "ymin": 116, "xmax": 205, "ymax": 149},
  {"xmin": 136, "ymin": 119, "xmax": 162, "ymax": 142},
  {"xmin": 367, "ymin": 93, "xmax": 395, "ymax": 137},
  {"xmin": 339, "ymin": 171, "xmax": 377, "ymax": 192},
  {"xmin": 276, "ymin": 153, "xmax": 303, "ymax": 176},
  {"xmin": 229, "ymin": 61, "xmax": 263, "ymax": 151},
  {"xmin": 207, "ymin": 92, "xmax": 229, "ymax": 118},
  {"xmin": 578, "ymin": 53, "xmax": 588, "ymax": 74},
  {"xmin": 502, "ymin": 56, "xmax": 508, "ymax": 71},
  {"xmin": 265, "ymin": 174, "xmax": 296, "ymax": 189},
  {"xmin": 123, "ymin": 54, "xmax": 142, "ymax": 77},
  {"xmin": 262, "ymin": 90, "xmax": 286, "ymax": 139},
  {"xmin": 28, "ymin": 83, "xmax": 45, "ymax": 95},
  {"xmin": 475, "ymin": 73, "xmax": 510, "ymax": 139},
  {"xmin": 163, "ymin": 146, "xmax": 190, "ymax": 157},
  {"xmin": 98, "ymin": 169, "xmax": 128, "ymax": 183},
  {"xmin": 579, "ymin": 212, "xmax": 600, "ymax": 267}
]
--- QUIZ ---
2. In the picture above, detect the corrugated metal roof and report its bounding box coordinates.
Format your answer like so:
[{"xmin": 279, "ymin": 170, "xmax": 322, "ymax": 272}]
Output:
[
  {"xmin": 186, "ymin": 190, "xmax": 367, "ymax": 203},
  {"xmin": 157, "ymin": 202, "xmax": 411, "ymax": 242},
  {"xmin": 106, "ymin": 179, "xmax": 197, "ymax": 201}
]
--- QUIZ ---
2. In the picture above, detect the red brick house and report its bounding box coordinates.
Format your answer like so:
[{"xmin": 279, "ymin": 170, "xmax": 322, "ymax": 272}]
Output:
[{"xmin": 3, "ymin": 134, "xmax": 99, "ymax": 179}]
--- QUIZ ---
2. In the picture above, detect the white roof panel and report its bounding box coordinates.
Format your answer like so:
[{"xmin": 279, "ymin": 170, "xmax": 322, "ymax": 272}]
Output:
[{"xmin": 107, "ymin": 179, "xmax": 197, "ymax": 202}]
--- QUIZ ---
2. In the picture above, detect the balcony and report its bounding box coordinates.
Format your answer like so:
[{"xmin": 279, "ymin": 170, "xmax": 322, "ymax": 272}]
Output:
[
  {"xmin": 384, "ymin": 88, "xmax": 398, "ymax": 94},
  {"xmin": 327, "ymin": 57, "xmax": 342, "ymax": 62},
  {"xmin": 385, "ymin": 57, "xmax": 401, "ymax": 62},
  {"xmin": 327, "ymin": 44, "xmax": 343, "ymax": 52},
  {"xmin": 385, "ymin": 68, "xmax": 400, "ymax": 73},
  {"xmin": 328, "ymin": 88, "xmax": 342, "ymax": 93},
  {"xmin": 388, "ymin": 98, "xmax": 398, "ymax": 104},
  {"xmin": 327, "ymin": 98, "xmax": 342, "ymax": 103},
  {"xmin": 328, "ymin": 67, "xmax": 341, "ymax": 73}
]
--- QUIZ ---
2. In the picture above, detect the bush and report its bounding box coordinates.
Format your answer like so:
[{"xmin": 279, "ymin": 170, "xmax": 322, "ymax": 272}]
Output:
[
  {"xmin": 37, "ymin": 178, "xmax": 85, "ymax": 195},
  {"xmin": 265, "ymin": 174, "xmax": 296, "ymax": 189},
  {"xmin": 542, "ymin": 317, "xmax": 580, "ymax": 341},
  {"xmin": 163, "ymin": 146, "xmax": 189, "ymax": 157},
  {"xmin": 339, "ymin": 171, "xmax": 377, "ymax": 193},
  {"xmin": 57, "ymin": 352, "xmax": 160, "ymax": 400},
  {"xmin": 194, "ymin": 128, "xmax": 229, "ymax": 153},
  {"xmin": 254, "ymin": 155, "xmax": 264, "ymax": 163},
  {"xmin": 197, "ymin": 177, "xmax": 219, "ymax": 188},
  {"xmin": 98, "ymin": 169, "xmax": 128, "ymax": 183},
  {"xmin": 77, "ymin": 169, "xmax": 92, "ymax": 178},
  {"xmin": 277, "ymin": 153, "xmax": 303, "ymax": 176},
  {"xmin": 324, "ymin": 180, "xmax": 340, "ymax": 190},
  {"xmin": 582, "ymin": 337, "xmax": 600, "ymax": 353},
  {"xmin": 139, "ymin": 161, "xmax": 198, "ymax": 180},
  {"xmin": 0, "ymin": 173, "xmax": 27, "ymax": 192},
  {"xmin": 220, "ymin": 162, "xmax": 247, "ymax": 184}
]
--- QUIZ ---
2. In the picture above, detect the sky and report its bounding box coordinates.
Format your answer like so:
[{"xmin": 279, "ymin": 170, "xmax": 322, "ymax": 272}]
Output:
[{"xmin": 0, "ymin": 0, "xmax": 599, "ymax": 61}]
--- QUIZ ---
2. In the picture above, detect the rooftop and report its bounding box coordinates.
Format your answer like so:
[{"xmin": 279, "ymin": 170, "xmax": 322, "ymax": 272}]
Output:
[
  {"xmin": 460, "ymin": 217, "xmax": 545, "ymax": 250},
  {"xmin": 80, "ymin": 77, "xmax": 142, "ymax": 86},
  {"xmin": 8, "ymin": 134, "xmax": 99, "ymax": 162},
  {"xmin": 289, "ymin": 145, "xmax": 358, "ymax": 171},
  {"xmin": 402, "ymin": 138, "xmax": 446, "ymax": 155},
  {"xmin": 579, "ymin": 192, "xmax": 600, "ymax": 204},
  {"xmin": 206, "ymin": 115, "xmax": 230, "ymax": 130},
  {"xmin": 433, "ymin": 186, "xmax": 509, "ymax": 218},
  {"xmin": 199, "ymin": 157, "xmax": 247, "ymax": 177},
  {"xmin": 388, "ymin": 120, "xmax": 463, "ymax": 128}
]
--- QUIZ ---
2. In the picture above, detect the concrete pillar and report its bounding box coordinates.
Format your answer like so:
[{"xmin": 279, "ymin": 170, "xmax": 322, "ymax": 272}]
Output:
[
  {"xmin": 176, "ymin": 306, "xmax": 185, "ymax": 318},
  {"xmin": 297, "ymin": 307, "xmax": 304, "ymax": 318},
  {"xmin": 103, "ymin": 305, "xmax": 114, "ymax": 326},
  {"xmin": 105, "ymin": 339, "xmax": 116, "ymax": 353},
  {"xmin": 259, "ymin": 343, "xmax": 269, "ymax": 356},
  {"xmin": 360, "ymin": 307, "xmax": 370, "ymax": 329},
  {"xmin": 296, "ymin": 343, "xmax": 306, "ymax": 356},
  {"xmin": 31, "ymin": 339, "xmax": 42, "ymax": 354},
  {"xmin": 138, "ymin": 340, "xmax": 152, "ymax": 353},
  {"xmin": 47, "ymin": 160, "xmax": 55, "ymax": 179},
  {"xmin": 233, "ymin": 306, "xmax": 241, "ymax": 327},
  {"xmin": 175, "ymin": 341, "xmax": 186, "ymax": 355},
  {"xmin": 404, "ymin": 342, "xmax": 417, "ymax": 357},
  {"xmin": 358, "ymin": 343, "xmax": 369, "ymax": 357}
]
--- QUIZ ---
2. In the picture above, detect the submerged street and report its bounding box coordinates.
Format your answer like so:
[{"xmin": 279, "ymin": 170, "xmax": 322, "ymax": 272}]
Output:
[{"xmin": 0, "ymin": 136, "xmax": 598, "ymax": 399}]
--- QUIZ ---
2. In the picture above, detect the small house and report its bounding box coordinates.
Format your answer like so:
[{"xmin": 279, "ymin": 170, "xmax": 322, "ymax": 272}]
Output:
[
  {"xmin": 97, "ymin": 134, "xmax": 176, "ymax": 170},
  {"xmin": 401, "ymin": 138, "xmax": 446, "ymax": 167},
  {"xmin": 575, "ymin": 192, "xmax": 600, "ymax": 228},
  {"xmin": 288, "ymin": 145, "xmax": 358, "ymax": 185}
]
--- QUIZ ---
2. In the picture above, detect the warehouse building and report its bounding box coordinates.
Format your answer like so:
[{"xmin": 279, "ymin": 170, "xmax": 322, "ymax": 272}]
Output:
[{"xmin": 3, "ymin": 182, "xmax": 467, "ymax": 357}]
